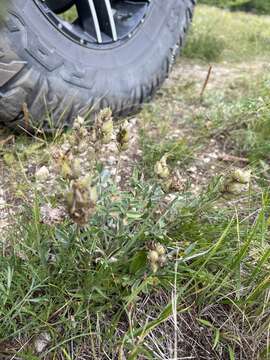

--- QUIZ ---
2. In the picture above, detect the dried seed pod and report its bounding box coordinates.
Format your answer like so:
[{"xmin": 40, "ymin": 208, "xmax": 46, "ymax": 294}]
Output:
[
  {"xmin": 102, "ymin": 118, "xmax": 113, "ymax": 134},
  {"xmin": 225, "ymin": 182, "xmax": 248, "ymax": 195},
  {"xmin": 151, "ymin": 263, "xmax": 159, "ymax": 274},
  {"xmin": 73, "ymin": 116, "xmax": 85, "ymax": 130},
  {"xmin": 93, "ymin": 108, "xmax": 113, "ymax": 143},
  {"xmin": 154, "ymin": 154, "xmax": 170, "ymax": 179},
  {"xmin": 148, "ymin": 250, "xmax": 159, "ymax": 263},
  {"xmin": 147, "ymin": 241, "xmax": 157, "ymax": 251},
  {"xmin": 61, "ymin": 159, "xmax": 72, "ymax": 179},
  {"xmin": 155, "ymin": 243, "xmax": 166, "ymax": 256},
  {"xmin": 160, "ymin": 178, "xmax": 173, "ymax": 193},
  {"xmin": 89, "ymin": 186, "xmax": 98, "ymax": 204},
  {"xmin": 158, "ymin": 255, "xmax": 167, "ymax": 267},
  {"xmin": 169, "ymin": 170, "xmax": 184, "ymax": 192},
  {"xmin": 71, "ymin": 158, "xmax": 81, "ymax": 179},
  {"xmin": 78, "ymin": 127, "xmax": 88, "ymax": 138},
  {"xmin": 116, "ymin": 122, "xmax": 129, "ymax": 152},
  {"xmin": 98, "ymin": 108, "xmax": 112, "ymax": 123},
  {"xmin": 66, "ymin": 177, "xmax": 97, "ymax": 226},
  {"xmin": 231, "ymin": 169, "xmax": 251, "ymax": 184},
  {"xmin": 101, "ymin": 118, "xmax": 114, "ymax": 144}
]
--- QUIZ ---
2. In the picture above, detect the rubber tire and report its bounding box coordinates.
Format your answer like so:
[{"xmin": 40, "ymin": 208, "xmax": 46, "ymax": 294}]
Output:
[{"xmin": 0, "ymin": 0, "xmax": 195, "ymax": 131}]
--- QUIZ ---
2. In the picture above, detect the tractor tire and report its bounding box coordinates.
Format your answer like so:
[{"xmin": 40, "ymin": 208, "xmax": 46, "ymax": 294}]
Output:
[{"xmin": 0, "ymin": 0, "xmax": 195, "ymax": 131}]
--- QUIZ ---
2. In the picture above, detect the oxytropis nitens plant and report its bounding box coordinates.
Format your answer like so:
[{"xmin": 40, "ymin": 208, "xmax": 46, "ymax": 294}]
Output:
[{"xmin": 54, "ymin": 110, "xmax": 130, "ymax": 227}]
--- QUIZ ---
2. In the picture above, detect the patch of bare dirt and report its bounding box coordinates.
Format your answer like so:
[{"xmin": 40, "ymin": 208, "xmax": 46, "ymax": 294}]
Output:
[{"xmin": 168, "ymin": 60, "xmax": 270, "ymax": 92}]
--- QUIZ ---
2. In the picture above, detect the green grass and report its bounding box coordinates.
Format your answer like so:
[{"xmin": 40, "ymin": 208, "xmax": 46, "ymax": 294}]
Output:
[
  {"xmin": 1, "ymin": 4, "xmax": 270, "ymax": 359},
  {"xmin": 183, "ymin": 5, "xmax": 270, "ymax": 62},
  {"xmin": 199, "ymin": 0, "xmax": 270, "ymax": 15},
  {"xmin": 1, "ymin": 170, "xmax": 269, "ymax": 358},
  {"xmin": 200, "ymin": 80, "xmax": 270, "ymax": 163}
]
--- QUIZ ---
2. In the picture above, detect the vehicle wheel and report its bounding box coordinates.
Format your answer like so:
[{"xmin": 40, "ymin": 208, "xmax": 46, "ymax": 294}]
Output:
[{"xmin": 0, "ymin": 0, "xmax": 195, "ymax": 131}]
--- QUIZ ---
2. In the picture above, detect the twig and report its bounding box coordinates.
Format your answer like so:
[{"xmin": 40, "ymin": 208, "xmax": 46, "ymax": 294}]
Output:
[
  {"xmin": 0, "ymin": 135, "xmax": 15, "ymax": 146},
  {"xmin": 22, "ymin": 102, "xmax": 30, "ymax": 129},
  {"xmin": 200, "ymin": 65, "xmax": 213, "ymax": 98},
  {"xmin": 219, "ymin": 153, "xmax": 249, "ymax": 163}
]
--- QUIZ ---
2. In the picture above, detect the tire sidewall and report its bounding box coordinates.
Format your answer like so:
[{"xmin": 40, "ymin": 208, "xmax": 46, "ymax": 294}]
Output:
[
  {"xmin": 9, "ymin": 0, "xmax": 187, "ymax": 79},
  {"xmin": 1, "ymin": 0, "xmax": 193, "ymax": 129}
]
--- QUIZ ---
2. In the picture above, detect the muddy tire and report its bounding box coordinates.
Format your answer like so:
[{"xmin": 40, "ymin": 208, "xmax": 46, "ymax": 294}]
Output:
[{"xmin": 0, "ymin": 0, "xmax": 195, "ymax": 131}]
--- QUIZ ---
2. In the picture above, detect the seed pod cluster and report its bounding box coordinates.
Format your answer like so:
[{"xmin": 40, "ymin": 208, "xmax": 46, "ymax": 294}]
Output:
[
  {"xmin": 154, "ymin": 154, "xmax": 183, "ymax": 193},
  {"xmin": 56, "ymin": 151, "xmax": 81, "ymax": 180},
  {"xmin": 154, "ymin": 154, "xmax": 170, "ymax": 179},
  {"xmin": 147, "ymin": 242, "xmax": 167, "ymax": 273},
  {"xmin": 72, "ymin": 116, "xmax": 88, "ymax": 151},
  {"xmin": 116, "ymin": 122, "xmax": 129, "ymax": 152},
  {"xmin": 53, "ymin": 115, "xmax": 100, "ymax": 226},
  {"xmin": 223, "ymin": 168, "xmax": 251, "ymax": 195},
  {"xmin": 94, "ymin": 108, "xmax": 114, "ymax": 145},
  {"xmin": 73, "ymin": 115, "xmax": 85, "ymax": 130},
  {"xmin": 101, "ymin": 118, "xmax": 114, "ymax": 144}
]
